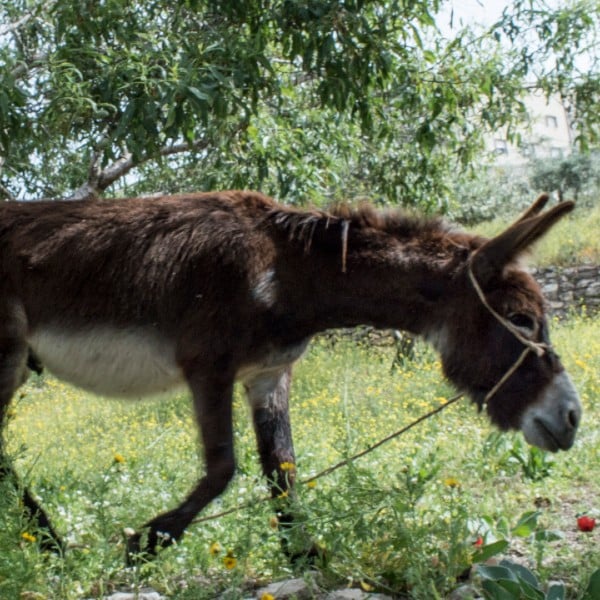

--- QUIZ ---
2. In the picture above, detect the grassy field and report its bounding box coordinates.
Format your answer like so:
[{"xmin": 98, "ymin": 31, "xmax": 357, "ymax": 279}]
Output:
[{"xmin": 0, "ymin": 313, "xmax": 598, "ymax": 599}]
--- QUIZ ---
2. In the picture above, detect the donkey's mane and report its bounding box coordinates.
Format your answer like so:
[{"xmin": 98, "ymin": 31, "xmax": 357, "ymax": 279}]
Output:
[
  {"xmin": 265, "ymin": 200, "xmax": 451, "ymax": 247},
  {"xmin": 330, "ymin": 203, "xmax": 447, "ymax": 234}
]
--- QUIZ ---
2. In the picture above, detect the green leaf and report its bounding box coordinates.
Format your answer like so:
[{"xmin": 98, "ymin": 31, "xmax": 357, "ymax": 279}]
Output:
[
  {"xmin": 583, "ymin": 568, "xmax": 600, "ymax": 600},
  {"xmin": 546, "ymin": 582, "xmax": 565, "ymax": 600},
  {"xmin": 481, "ymin": 579, "xmax": 518, "ymax": 600},
  {"xmin": 187, "ymin": 86, "xmax": 211, "ymax": 103},
  {"xmin": 511, "ymin": 511, "xmax": 540, "ymax": 537},
  {"xmin": 423, "ymin": 49, "xmax": 436, "ymax": 63},
  {"xmin": 497, "ymin": 579, "xmax": 524, "ymax": 597},
  {"xmin": 477, "ymin": 564, "xmax": 518, "ymax": 582},
  {"xmin": 496, "ymin": 517, "xmax": 511, "ymax": 538},
  {"xmin": 515, "ymin": 577, "xmax": 544, "ymax": 600},
  {"xmin": 499, "ymin": 560, "xmax": 539, "ymax": 588},
  {"xmin": 534, "ymin": 529, "xmax": 563, "ymax": 542},
  {"xmin": 472, "ymin": 540, "xmax": 510, "ymax": 564}
]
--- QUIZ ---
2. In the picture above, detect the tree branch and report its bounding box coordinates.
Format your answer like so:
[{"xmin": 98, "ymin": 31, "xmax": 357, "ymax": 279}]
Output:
[
  {"xmin": 10, "ymin": 52, "xmax": 49, "ymax": 80},
  {"xmin": 0, "ymin": 182, "xmax": 17, "ymax": 202},
  {"xmin": 0, "ymin": 14, "xmax": 33, "ymax": 37},
  {"xmin": 0, "ymin": 157, "xmax": 16, "ymax": 201},
  {"xmin": 66, "ymin": 138, "xmax": 212, "ymax": 201},
  {"xmin": 0, "ymin": 183, "xmax": 16, "ymax": 201}
]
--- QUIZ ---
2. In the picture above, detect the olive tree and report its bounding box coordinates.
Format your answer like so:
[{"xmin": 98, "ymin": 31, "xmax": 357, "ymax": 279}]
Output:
[
  {"xmin": 531, "ymin": 152, "xmax": 600, "ymax": 202},
  {"xmin": 1, "ymin": 0, "xmax": 598, "ymax": 208}
]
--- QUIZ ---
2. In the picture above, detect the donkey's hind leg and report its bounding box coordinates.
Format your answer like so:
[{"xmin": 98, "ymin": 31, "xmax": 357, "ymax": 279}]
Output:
[
  {"xmin": 0, "ymin": 324, "xmax": 62, "ymax": 552},
  {"xmin": 245, "ymin": 367, "xmax": 322, "ymax": 563}
]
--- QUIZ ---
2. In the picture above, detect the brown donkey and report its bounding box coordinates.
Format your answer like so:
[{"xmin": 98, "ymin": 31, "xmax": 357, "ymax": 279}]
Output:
[{"xmin": 0, "ymin": 190, "xmax": 581, "ymax": 559}]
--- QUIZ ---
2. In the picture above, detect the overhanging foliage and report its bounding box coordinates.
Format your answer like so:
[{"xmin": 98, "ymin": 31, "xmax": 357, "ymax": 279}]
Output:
[{"xmin": 0, "ymin": 0, "xmax": 598, "ymax": 207}]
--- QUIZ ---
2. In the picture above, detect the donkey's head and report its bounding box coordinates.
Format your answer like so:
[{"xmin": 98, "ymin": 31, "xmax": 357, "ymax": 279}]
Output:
[{"xmin": 437, "ymin": 195, "xmax": 581, "ymax": 451}]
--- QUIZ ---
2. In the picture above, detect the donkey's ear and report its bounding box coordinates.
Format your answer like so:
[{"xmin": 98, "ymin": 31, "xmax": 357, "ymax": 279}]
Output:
[
  {"xmin": 515, "ymin": 193, "xmax": 550, "ymax": 223},
  {"xmin": 472, "ymin": 199, "xmax": 574, "ymax": 286}
]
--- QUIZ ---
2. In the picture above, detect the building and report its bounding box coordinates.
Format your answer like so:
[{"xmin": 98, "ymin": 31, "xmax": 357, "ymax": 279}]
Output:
[{"xmin": 488, "ymin": 92, "xmax": 573, "ymax": 167}]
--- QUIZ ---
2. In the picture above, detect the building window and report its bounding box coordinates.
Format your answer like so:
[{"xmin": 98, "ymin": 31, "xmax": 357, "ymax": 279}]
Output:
[
  {"xmin": 519, "ymin": 142, "xmax": 535, "ymax": 158},
  {"xmin": 545, "ymin": 115, "xmax": 558, "ymax": 128},
  {"xmin": 494, "ymin": 139, "xmax": 508, "ymax": 154}
]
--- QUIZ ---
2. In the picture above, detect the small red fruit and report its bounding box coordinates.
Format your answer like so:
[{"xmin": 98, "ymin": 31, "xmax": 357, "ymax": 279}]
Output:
[{"xmin": 577, "ymin": 515, "xmax": 596, "ymax": 532}]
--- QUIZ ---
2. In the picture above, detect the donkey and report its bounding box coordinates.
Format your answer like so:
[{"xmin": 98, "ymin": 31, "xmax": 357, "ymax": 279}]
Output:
[{"xmin": 0, "ymin": 190, "xmax": 581, "ymax": 559}]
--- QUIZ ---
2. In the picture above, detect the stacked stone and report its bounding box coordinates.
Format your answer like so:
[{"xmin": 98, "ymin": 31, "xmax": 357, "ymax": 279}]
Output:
[{"xmin": 533, "ymin": 265, "xmax": 600, "ymax": 318}]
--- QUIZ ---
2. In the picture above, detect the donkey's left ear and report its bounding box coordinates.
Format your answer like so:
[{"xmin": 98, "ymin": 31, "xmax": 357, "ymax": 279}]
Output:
[
  {"xmin": 471, "ymin": 199, "xmax": 574, "ymax": 287},
  {"xmin": 514, "ymin": 192, "xmax": 550, "ymax": 222}
]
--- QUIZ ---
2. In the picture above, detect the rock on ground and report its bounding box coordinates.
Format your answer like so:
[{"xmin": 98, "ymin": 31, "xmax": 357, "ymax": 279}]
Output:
[
  {"xmin": 256, "ymin": 578, "xmax": 393, "ymax": 600},
  {"xmin": 96, "ymin": 591, "xmax": 164, "ymax": 600},
  {"xmin": 93, "ymin": 578, "xmax": 397, "ymax": 600}
]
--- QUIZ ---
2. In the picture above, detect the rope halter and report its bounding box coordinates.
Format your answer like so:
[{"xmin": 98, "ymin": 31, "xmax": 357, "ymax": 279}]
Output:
[{"xmin": 467, "ymin": 258, "xmax": 549, "ymax": 404}]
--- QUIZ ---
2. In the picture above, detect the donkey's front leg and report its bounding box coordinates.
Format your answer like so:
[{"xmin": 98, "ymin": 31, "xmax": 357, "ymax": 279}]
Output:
[
  {"xmin": 127, "ymin": 371, "xmax": 236, "ymax": 560},
  {"xmin": 245, "ymin": 367, "xmax": 322, "ymax": 563}
]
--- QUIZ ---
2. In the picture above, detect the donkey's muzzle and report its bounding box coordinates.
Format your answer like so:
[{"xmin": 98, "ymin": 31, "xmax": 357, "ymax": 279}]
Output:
[{"xmin": 520, "ymin": 372, "xmax": 582, "ymax": 452}]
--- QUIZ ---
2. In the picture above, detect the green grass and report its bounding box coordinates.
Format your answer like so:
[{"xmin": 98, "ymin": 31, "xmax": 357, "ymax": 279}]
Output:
[
  {"xmin": 0, "ymin": 314, "xmax": 598, "ymax": 599},
  {"xmin": 475, "ymin": 202, "xmax": 600, "ymax": 267}
]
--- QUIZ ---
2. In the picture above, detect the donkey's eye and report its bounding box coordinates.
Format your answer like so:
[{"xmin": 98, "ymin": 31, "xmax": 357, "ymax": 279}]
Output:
[{"xmin": 507, "ymin": 313, "xmax": 536, "ymax": 333}]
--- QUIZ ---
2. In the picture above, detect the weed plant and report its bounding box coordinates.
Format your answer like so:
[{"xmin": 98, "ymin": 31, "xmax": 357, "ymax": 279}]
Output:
[{"xmin": 0, "ymin": 314, "xmax": 598, "ymax": 599}]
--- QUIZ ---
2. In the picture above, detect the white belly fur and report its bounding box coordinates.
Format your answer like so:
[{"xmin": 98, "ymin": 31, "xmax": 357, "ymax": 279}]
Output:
[{"xmin": 28, "ymin": 326, "xmax": 184, "ymax": 398}]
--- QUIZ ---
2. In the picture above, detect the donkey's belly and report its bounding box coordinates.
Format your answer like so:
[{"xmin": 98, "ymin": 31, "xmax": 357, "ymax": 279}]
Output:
[{"xmin": 28, "ymin": 326, "xmax": 184, "ymax": 398}]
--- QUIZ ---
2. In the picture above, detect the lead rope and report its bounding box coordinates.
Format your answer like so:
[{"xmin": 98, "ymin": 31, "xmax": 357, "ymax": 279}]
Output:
[
  {"xmin": 190, "ymin": 262, "xmax": 547, "ymax": 526},
  {"xmin": 191, "ymin": 392, "xmax": 463, "ymax": 525}
]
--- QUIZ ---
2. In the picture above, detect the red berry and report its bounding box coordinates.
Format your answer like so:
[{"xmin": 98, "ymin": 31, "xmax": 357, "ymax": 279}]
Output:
[{"xmin": 577, "ymin": 515, "xmax": 596, "ymax": 532}]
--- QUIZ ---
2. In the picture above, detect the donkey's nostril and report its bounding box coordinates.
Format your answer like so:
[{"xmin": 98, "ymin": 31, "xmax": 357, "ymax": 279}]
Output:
[{"xmin": 567, "ymin": 408, "xmax": 579, "ymax": 429}]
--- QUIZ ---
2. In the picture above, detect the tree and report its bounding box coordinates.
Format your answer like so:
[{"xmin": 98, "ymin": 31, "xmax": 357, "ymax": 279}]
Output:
[
  {"xmin": 1, "ymin": 0, "xmax": 598, "ymax": 208},
  {"xmin": 531, "ymin": 152, "xmax": 600, "ymax": 202}
]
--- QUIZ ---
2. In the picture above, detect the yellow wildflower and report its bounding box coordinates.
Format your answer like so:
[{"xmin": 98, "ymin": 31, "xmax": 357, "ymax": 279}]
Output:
[
  {"xmin": 279, "ymin": 462, "xmax": 295, "ymax": 472},
  {"xmin": 113, "ymin": 453, "xmax": 125, "ymax": 464},
  {"xmin": 306, "ymin": 480, "xmax": 317, "ymax": 488},
  {"xmin": 443, "ymin": 477, "xmax": 460, "ymax": 488},
  {"xmin": 223, "ymin": 552, "xmax": 237, "ymax": 570},
  {"xmin": 21, "ymin": 532, "xmax": 36, "ymax": 543},
  {"xmin": 209, "ymin": 542, "xmax": 221, "ymax": 556},
  {"xmin": 277, "ymin": 490, "xmax": 289, "ymax": 499},
  {"xmin": 261, "ymin": 594, "xmax": 275, "ymax": 600}
]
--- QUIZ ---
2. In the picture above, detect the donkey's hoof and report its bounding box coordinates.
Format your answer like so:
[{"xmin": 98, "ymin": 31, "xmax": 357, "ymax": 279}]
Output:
[
  {"xmin": 124, "ymin": 528, "xmax": 155, "ymax": 565},
  {"xmin": 39, "ymin": 532, "xmax": 65, "ymax": 555},
  {"xmin": 288, "ymin": 542, "xmax": 328, "ymax": 567},
  {"xmin": 124, "ymin": 526, "xmax": 177, "ymax": 564}
]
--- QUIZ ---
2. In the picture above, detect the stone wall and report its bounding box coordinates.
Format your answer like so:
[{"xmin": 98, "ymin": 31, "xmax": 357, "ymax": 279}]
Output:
[{"xmin": 532, "ymin": 264, "xmax": 600, "ymax": 318}]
